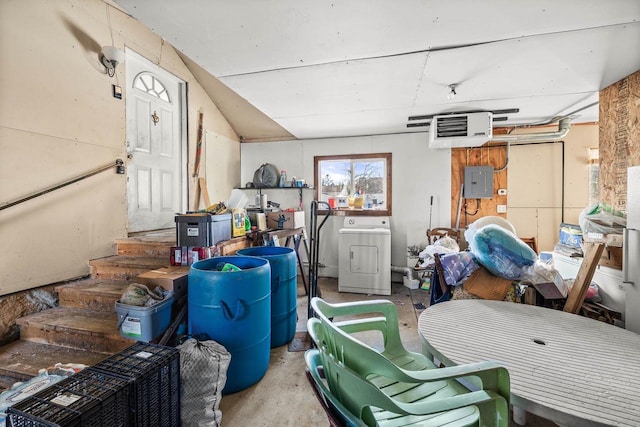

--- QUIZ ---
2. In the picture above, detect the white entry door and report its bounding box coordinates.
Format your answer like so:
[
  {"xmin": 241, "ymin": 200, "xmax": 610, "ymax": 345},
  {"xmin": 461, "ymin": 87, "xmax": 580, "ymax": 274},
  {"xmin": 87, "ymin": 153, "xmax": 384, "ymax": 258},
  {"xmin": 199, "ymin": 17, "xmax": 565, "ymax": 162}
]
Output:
[{"xmin": 125, "ymin": 50, "xmax": 186, "ymax": 232}]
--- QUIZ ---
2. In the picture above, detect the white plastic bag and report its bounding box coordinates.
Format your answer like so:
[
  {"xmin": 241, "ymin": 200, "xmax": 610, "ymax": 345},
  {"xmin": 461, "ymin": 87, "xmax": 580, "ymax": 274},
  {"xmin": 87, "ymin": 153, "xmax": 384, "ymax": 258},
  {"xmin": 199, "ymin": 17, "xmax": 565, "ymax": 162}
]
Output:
[
  {"xmin": 419, "ymin": 236, "xmax": 460, "ymax": 261},
  {"xmin": 579, "ymin": 203, "xmax": 626, "ymax": 234},
  {"xmin": 521, "ymin": 260, "xmax": 568, "ymax": 297}
]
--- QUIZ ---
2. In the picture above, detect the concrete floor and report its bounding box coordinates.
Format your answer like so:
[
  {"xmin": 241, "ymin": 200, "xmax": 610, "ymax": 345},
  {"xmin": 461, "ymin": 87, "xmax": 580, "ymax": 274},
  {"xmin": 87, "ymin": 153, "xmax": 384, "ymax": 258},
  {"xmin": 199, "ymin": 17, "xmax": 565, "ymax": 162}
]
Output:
[{"xmin": 217, "ymin": 277, "xmax": 557, "ymax": 427}]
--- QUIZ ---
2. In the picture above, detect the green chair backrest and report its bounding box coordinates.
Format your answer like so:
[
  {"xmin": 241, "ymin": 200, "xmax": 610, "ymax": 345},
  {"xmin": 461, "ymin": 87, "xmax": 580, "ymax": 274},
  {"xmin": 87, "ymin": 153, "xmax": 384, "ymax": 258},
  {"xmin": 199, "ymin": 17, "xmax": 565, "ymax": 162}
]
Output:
[
  {"xmin": 308, "ymin": 297, "xmax": 510, "ymax": 427},
  {"xmin": 310, "ymin": 297, "xmax": 434, "ymax": 376}
]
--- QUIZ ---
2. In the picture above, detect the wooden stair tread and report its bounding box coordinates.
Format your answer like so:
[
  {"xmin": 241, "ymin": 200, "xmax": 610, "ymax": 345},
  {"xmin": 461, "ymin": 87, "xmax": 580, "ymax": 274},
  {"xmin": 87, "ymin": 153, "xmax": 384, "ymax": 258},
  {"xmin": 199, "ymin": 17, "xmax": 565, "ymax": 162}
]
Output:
[
  {"xmin": 115, "ymin": 241, "xmax": 174, "ymax": 257},
  {"xmin": 55, "ymin": 278, "xmax": 130, "ymax": 313},
  {"xmin": 16, "ymin": 307, "xmax": 121, "ymax": 334},
  {"xmin": 55, "ymin": 278, "xmax": 129, "ymax": 297},
  {"xmin": 90, "ymin": 255, "xmax": 170, "ymax": 269},
  {"xmin": 0, "ymin": 341, "xmax": 108, "ymax": 381},
  {"xmin": 118, "ymin": 229, "xmax": 175, "ymax": 244},
  {"xmin": 114, "ymin": 230, "xmax": 175, "ymax": 257},
  {"xmin": 115, "ymin": 236, "xmax": 174, "ymax": 246},
  {"xmin": 89, "ymin": 255, "xmax": 171, "ymax": 281},
  {"xmin": 16, "ymin": 307, "xmax": 133, "ymax": 354}
]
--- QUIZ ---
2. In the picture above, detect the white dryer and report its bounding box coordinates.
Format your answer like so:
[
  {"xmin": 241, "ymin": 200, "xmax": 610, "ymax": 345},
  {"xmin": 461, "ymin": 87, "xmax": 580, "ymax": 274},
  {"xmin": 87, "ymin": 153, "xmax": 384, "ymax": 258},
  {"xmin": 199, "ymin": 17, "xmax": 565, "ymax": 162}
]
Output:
[{"xmin": 338, "ymin": 216, "xmax": 391, "ymax": 295}]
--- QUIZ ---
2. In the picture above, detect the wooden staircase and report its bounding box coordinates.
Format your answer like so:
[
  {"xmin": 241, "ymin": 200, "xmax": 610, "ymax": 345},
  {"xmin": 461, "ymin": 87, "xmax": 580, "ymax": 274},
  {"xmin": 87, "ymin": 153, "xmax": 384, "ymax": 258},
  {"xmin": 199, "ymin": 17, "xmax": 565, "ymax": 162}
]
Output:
[{"xmin": 0, "ymin": 230, "xmax": 175, "ymax": 391}]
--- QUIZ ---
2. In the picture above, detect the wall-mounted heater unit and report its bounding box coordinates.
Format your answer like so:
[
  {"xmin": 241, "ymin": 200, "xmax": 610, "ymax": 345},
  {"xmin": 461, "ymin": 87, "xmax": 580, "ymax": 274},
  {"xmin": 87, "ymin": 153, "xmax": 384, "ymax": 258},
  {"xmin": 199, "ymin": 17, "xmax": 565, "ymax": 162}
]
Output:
[{"xmin": 429, "ymin": 112, "xmax": 493, "ymax": 149}]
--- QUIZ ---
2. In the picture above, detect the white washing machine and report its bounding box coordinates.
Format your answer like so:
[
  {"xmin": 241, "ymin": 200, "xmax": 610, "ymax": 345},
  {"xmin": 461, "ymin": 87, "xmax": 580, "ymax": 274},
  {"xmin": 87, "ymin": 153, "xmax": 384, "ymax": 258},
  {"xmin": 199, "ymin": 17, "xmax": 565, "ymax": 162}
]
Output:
[{"xmin": 338, "ymin": 216, "xmax": 391, "ymax": 295}]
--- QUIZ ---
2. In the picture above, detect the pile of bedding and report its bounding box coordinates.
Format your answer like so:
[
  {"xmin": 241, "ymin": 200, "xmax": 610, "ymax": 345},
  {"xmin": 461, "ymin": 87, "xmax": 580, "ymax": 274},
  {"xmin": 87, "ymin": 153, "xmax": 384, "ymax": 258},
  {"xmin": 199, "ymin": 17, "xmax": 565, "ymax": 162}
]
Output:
[{"xmin": 425, "ymin": 217, "xmax": 565, "ymax": 304}]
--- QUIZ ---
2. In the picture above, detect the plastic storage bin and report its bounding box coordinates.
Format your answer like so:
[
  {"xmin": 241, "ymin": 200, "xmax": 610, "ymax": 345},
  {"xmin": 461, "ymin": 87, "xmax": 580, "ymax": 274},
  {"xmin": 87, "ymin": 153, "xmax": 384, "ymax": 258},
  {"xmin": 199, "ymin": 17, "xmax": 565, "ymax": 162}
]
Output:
[
  {"xmin": 89, "ymin": 342, "xmax": 180, "ymax": 427},
  {"xmin": 559, "ymin": 222, "xmax": 582, "ymax": 249},
  {"xmin": 175, "ymin": 213, "xmax": 231, "ymax": 247},
  {"xmin": 7, "ymin": 369, "xmax": 130, "ymax": 427},
  {"xmin": 115, "ymin": 295, "xmax": 174, "ymax": 342}
]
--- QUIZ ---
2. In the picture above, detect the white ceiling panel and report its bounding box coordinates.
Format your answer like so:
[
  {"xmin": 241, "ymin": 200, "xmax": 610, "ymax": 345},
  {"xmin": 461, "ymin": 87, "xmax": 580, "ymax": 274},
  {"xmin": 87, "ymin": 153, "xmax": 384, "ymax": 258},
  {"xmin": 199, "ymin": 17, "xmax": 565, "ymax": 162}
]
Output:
[
  {"xmin": 114, "ymin": 0, "xmax": 640, "ymax": 140},
  {"xmin": 413, "ymin": 24, "xmax": 640, "ymax": 110},
  {"xmin": 116, "ymin": 0, "xmax": 640, "ymax": 75},
  {"xmin": 275, "ymin": 109, "xmax": 423, "ymax": 140},
  {"xmin": 219, "ymin": 53, "xmax": 427, "ymax": 118}
]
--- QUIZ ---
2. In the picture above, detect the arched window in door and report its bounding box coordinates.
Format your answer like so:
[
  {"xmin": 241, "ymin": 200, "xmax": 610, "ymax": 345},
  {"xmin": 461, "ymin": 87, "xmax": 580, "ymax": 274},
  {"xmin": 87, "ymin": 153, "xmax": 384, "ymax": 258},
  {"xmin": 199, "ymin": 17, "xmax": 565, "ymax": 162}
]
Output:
[{"xmin": 133, "ymin": 72, "xmax": 171, "ymax": 103}]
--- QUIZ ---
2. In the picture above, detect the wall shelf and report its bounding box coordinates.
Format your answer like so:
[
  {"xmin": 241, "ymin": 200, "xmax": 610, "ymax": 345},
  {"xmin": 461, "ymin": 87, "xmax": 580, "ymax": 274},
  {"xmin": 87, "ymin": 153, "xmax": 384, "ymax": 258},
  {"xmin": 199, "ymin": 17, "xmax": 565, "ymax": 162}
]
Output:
[
  {"xmin": 236, "ymin": 187, "xmax": 313, "ymax": 211},
  {"xmin": 236, "ymin": 186, "xmax": 313, "ymax": 199},
  {"xmin": 236, "ymin": 187, "xmax": 313, "ymax": 191}
]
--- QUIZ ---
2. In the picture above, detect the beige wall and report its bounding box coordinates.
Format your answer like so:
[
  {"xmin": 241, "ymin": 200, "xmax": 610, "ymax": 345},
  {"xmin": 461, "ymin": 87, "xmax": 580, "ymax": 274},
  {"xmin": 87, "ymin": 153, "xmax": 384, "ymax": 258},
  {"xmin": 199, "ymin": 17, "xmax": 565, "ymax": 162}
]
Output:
[
  {"xmin": 0, "ymin": 0, "xmax": 239, "ymax": 295},
  {"xmin": 507, "ymin": 123, "xmax": 598, "ymax": 252},
  {"xmin": 240, "ymin": 133, "xmax": 452, "ymax": 275}
]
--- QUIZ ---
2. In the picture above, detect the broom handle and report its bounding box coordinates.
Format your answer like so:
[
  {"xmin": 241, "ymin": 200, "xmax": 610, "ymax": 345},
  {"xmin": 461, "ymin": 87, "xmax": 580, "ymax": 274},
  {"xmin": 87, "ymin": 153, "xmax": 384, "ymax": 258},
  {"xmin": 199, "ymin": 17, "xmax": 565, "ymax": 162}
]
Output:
[{"xmin": 428, "ymin": 195, "xmax": 433, "ymax": 229}]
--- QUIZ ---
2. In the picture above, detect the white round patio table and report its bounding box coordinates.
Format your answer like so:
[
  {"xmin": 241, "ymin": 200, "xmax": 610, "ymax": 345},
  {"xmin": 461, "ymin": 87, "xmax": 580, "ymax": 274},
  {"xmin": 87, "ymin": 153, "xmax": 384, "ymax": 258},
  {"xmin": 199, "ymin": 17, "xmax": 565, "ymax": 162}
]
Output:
[{"xmin": 418, "ymin": 299, "xmax": 640, "ymax": 426}]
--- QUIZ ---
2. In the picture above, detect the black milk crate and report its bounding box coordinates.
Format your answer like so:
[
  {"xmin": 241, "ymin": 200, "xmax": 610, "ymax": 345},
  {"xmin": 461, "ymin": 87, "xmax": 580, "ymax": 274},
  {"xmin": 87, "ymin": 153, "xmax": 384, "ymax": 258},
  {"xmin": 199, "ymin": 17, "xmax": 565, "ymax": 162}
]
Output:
[
  {"xmin": 88, "ymin": 342, "xmax": 180, "ymax": 427},
  {"xmin": 6, "ymin": 369, "xmax": 130, "ymax": 427}
]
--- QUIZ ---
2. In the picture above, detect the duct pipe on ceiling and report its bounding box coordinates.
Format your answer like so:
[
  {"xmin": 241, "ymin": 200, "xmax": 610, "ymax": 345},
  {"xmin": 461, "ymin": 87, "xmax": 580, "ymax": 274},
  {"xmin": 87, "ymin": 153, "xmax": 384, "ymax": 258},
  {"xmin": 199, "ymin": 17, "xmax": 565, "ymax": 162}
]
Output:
[{"xmin": 491, "ymin": 118, "xmax": 571, "ymax": 143}]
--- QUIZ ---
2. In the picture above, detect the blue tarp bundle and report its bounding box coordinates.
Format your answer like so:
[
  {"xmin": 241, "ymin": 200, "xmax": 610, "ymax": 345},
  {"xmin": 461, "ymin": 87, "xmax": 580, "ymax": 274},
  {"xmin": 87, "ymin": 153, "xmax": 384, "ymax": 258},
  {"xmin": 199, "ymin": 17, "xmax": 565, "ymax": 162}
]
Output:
[{"xmin": 467, "ymin": 224, "xmax": 537, "ymax": 280}]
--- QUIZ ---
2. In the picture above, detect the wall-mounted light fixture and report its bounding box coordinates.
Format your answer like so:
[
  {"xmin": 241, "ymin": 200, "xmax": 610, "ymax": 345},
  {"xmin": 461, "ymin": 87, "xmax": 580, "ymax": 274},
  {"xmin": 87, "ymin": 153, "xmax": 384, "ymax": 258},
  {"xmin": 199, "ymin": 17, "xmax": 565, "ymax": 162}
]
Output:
[
  {"xmin": 447, "ymin": 84, "xmax": 458, "ymax": 100},
  {"xmin": 100, "ymin": 46, "xmax": 124, "ymax": 77}
]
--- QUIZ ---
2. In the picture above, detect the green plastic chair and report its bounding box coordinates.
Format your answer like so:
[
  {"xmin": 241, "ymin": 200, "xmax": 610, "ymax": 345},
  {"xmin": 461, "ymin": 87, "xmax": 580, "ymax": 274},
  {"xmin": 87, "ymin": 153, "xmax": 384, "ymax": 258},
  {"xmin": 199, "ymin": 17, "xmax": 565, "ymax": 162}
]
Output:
[
  {"xmin": 308, "ymin": 297, "xmax": 510, "ymax": 426},
  {"xmin": 306, "ymin": 348, "xmax": 489, "ymax": 427},
  {"xmin": 305, "ymin": 349, "xmax": 366, "ymax": 427}
]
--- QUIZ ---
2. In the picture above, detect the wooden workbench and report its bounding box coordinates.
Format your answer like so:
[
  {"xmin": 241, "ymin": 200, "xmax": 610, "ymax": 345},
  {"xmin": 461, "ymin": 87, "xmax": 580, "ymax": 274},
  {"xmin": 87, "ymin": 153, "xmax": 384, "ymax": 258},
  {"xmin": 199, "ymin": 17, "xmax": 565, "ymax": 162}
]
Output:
[{"xmin": 238, "ymin": 227, "xmax": 310, "ymax": 295}]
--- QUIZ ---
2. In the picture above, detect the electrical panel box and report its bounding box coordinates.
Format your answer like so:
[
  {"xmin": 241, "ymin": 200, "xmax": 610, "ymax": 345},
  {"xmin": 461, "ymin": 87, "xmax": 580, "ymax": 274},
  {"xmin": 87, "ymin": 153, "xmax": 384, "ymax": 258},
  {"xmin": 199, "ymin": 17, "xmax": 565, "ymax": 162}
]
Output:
[{"xmin": 463, "ymin": 166, "xmax": 494, "ymax": 198}]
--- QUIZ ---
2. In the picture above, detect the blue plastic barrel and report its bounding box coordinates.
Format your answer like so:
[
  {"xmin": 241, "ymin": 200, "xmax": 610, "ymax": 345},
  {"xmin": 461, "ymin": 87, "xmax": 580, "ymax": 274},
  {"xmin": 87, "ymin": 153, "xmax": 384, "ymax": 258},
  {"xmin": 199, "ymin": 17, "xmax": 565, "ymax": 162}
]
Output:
[
  {"xmin": 237, "ymin": 246, "xmax": 297, "ymax": 347},
  {"xmin": 189, "ymin": 256, "xmax": 271, "ymax": 394}
]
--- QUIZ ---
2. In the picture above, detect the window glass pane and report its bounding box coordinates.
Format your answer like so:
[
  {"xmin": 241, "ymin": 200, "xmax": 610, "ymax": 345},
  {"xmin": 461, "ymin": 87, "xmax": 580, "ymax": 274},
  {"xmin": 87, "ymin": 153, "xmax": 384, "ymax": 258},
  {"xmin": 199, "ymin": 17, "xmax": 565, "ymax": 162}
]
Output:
[
  {"xmin": 320, "ymin": 160, "xmax": 350, "ymax": 197},
  {"xmin": 133, "ymin": 73, "xmax": 171, "ymax": 103},
  {"xmin": 353, "ymin": 159, "xmax": 385, "ymax": 207},
  {"xmin": 315, "ymin": 153, "xmax": 391, "ymax": 215}
]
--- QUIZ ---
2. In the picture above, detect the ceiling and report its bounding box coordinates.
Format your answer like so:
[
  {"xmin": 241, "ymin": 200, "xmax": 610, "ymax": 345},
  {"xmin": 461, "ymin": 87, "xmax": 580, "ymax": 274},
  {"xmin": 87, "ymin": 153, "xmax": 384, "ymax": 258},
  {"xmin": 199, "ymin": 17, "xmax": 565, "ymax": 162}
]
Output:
[{"xmin": 114, "ymin": 0, "xmax": 640, "ymax": 142}]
